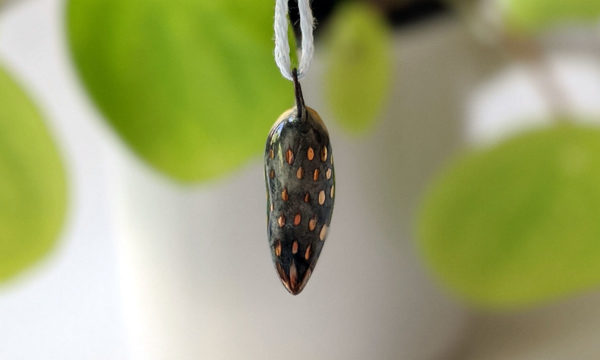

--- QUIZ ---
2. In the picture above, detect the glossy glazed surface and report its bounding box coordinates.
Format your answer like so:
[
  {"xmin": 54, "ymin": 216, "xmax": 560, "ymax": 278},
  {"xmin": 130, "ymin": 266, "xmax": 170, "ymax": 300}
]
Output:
[{"xmin": 265, "ymin": 105, "xmax": 335, "ymax": 295}]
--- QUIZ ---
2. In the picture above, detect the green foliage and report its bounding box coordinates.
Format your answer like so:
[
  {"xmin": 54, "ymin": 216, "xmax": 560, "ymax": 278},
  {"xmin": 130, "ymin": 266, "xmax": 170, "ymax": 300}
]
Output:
[
  {"xmin": 503, "ymin": 0, "xmax": 600, "ymax": 34},
  {"xmin": 418, "ymin": 124, "xmax": 600, "ymax": 309},
  {"xmin": 67, "ymin": 0, "xmax": 292, "ymax": 182},
  {"xmin": 324, "ymin": 2, "xmax": 392, "ymax": 134},
  {"xmin": 288, "ymin": 24, "xmax": 299, "ymax": 70},
  {"xmin": 0, "ymin": 66, "xmax": 67, "ymax": 283}
]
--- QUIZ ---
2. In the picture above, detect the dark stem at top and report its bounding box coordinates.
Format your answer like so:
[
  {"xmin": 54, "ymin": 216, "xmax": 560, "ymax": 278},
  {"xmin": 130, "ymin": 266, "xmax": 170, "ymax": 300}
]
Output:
[{"xmin": 292, "ymin": 68, "xmax": 306, "ymax": 121}]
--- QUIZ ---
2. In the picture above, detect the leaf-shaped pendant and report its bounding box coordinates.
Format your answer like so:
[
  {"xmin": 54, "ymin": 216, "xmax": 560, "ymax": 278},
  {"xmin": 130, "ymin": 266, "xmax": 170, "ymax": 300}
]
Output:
[{"xmin": 264, "ymin": 70, "xmax": 335, "ymax": 295}]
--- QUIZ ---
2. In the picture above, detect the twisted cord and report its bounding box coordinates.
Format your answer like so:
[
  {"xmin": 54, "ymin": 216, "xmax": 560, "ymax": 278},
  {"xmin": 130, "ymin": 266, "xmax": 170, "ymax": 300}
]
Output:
[{"xmin": 274, "ymin": 0, "xmax": 315, "ymax": 81}]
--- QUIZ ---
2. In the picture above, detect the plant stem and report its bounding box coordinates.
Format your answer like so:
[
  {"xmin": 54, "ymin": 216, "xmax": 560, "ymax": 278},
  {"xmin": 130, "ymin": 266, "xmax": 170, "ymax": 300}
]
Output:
[{"xmin": 504, "ymin": 36, "xmax": 571, "ymax": 122}]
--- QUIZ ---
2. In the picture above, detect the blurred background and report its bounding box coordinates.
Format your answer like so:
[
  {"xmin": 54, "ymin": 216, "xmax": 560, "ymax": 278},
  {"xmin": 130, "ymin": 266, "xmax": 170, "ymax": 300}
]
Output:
[{"xmin": 1, "ymin": 0, "xmax": 600, "ymax": 359}]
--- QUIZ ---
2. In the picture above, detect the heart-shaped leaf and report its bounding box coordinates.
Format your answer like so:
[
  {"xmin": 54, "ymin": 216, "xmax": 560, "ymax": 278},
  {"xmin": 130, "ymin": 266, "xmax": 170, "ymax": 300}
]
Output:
[
  {"xmin": 0, "ymin": 66, "xmax": 67, "ymax": 283},
  {"xmin": 502, "ymin": 0, "xmax": 600, "ymax": 34},
  {"xmin": 323, "ymin": 2, "xmax": 392, "ymax": 134},
  {"xmin": 67, "ymin": 0, "xmax": 291, "ymax": 182},
  {"xmin": 418, "ymin": 124, "xmax": 600, "ymax": 309}
]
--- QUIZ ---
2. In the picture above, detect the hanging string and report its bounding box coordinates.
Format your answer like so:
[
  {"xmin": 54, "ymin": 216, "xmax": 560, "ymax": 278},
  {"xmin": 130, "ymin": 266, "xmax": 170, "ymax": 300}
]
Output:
[{"xmin": 274, "ymin": 0, "xmax": 315, "ymax": 81}]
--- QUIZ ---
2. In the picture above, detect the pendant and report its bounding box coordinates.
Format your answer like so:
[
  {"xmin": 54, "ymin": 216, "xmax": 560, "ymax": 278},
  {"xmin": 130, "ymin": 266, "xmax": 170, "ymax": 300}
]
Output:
[{"xmin": 264, "ymin": 70, "xmax": 335, "ymax": 295}]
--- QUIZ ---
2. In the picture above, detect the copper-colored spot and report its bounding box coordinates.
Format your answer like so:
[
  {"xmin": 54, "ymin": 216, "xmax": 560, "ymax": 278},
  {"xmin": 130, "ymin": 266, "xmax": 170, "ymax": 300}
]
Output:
[
  {"xmin": 308, "ymin": 217, "xmax": 317, "ymax": 231},
  {"xmin": 278, "ymin": 215, "xmax": 286, "ymax": 227},
  {"xmin": 294, "ymin": 213, "xmax": 301, "ymax": 226},
  {"xmin": 276, "ymin": 262, "xmax": 288, "ymax": 283},
  {"xmin": 269, "ymin": 169, "xmax": 275, "ymax": 179},
  {"xmin": 296, "ymin": 167, "xmax": 304, "ymax": 179},
  {"xmin": 286, "ymin": 148, "xmax": 294, "ymax": 165},
  {"xmin": 304, "ymin": 192, "xmax": 310, "ymax": 203},
  {"xmin": 313, "ymin": 169, "xmax": 319, "ymax": 181},
  {"xmin": 307, "ymin": 147, "xmax": 315, "ymax": 160},
  {"xmin": 281, "ymin": 188, "xmax": 289, "ymax": 201},
  {"xmin": 290, "ymin": 261, "xmax": 298, "ymax": 289},
  {"xmin": 330, "ymin": 185, "xmax": 335, "ymax": 199},
  {"xmin": 318, "ymin": 190, "xmax": 326, "ymax": 205},
  {"xmin": 275, "ymin": 240, "xmax": 282, "ymax": 257},
  {"xmin": 326, "ymin": 168, "xmax": 332, "ymax": 179},
  {"xmin": 292, "ymin": 241, "xmax": 299, "ymax": 254},
  {"xmin": 305, "ymin": 245, "xmax": 311, "ymax": 260},
  {"xmin": 269, "ymin": 149, "xmax": 274, "ymax": 159},
  {"xmin": 320, "ymin": 225, "xmax": 328, "ymax": 241},
  {"xmin": 270, "ymin": 202, "xmax": 274, "ymax": 212},
  {"xmin": 321, "ymin": 146, "xmax": 328, "ymax": 162}
]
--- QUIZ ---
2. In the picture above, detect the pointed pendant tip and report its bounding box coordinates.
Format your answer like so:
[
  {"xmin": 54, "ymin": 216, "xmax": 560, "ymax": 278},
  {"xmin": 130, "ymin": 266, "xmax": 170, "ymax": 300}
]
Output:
[{"xmin": 277, "ymin": 263, "xmax": 312, "ymax": 295}]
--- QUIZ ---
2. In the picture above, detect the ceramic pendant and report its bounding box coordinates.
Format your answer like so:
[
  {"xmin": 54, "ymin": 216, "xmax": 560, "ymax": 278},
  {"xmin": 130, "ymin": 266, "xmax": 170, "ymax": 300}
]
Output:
[{"xmin": 264, "ymin": 70, "xmax": 335, "ymax": 295}]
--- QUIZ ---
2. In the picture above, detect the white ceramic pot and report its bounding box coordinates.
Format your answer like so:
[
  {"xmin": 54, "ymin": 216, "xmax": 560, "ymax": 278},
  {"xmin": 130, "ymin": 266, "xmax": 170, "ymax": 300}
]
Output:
[{"xmin": 108, "ymin": 18, "xmax": 501, "ymax": 360}]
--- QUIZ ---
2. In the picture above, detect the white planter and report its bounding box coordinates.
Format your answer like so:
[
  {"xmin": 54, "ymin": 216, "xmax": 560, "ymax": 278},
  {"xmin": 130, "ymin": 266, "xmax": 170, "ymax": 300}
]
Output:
[{"xmin": 108, "ymin": 18, "xmax": 499, "ymax": 360}]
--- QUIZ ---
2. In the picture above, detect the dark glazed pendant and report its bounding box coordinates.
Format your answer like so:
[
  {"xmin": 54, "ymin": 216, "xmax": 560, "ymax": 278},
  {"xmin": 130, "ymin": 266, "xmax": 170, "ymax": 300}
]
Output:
[{"xmin": 264, "ymin": 69, "xmax": 335, "ymax": 295}]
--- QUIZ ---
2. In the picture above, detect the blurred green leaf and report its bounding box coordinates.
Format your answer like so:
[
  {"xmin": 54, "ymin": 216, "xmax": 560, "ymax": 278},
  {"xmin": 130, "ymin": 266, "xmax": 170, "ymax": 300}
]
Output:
[
  {"xmin": 0, "ymin": 66, "xmax": 67, "ymax": 283},
  {"xmin": 288, "ymin": 23, "xmax": 299, "ymax": 70},
  {"xmin": 67, "ymin": 0, "xmax": 291, "ymax": 182},
  {"xmin": 503, "ymin": 0, "xmax": 600, "ymax": 34},
  {"xmin": 324, "ymin": 2, "xmax": 392, "ymax": 134},
  {"xmin": 418, "ymin": 124, "xmax": 600, "ymax": 309}
]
